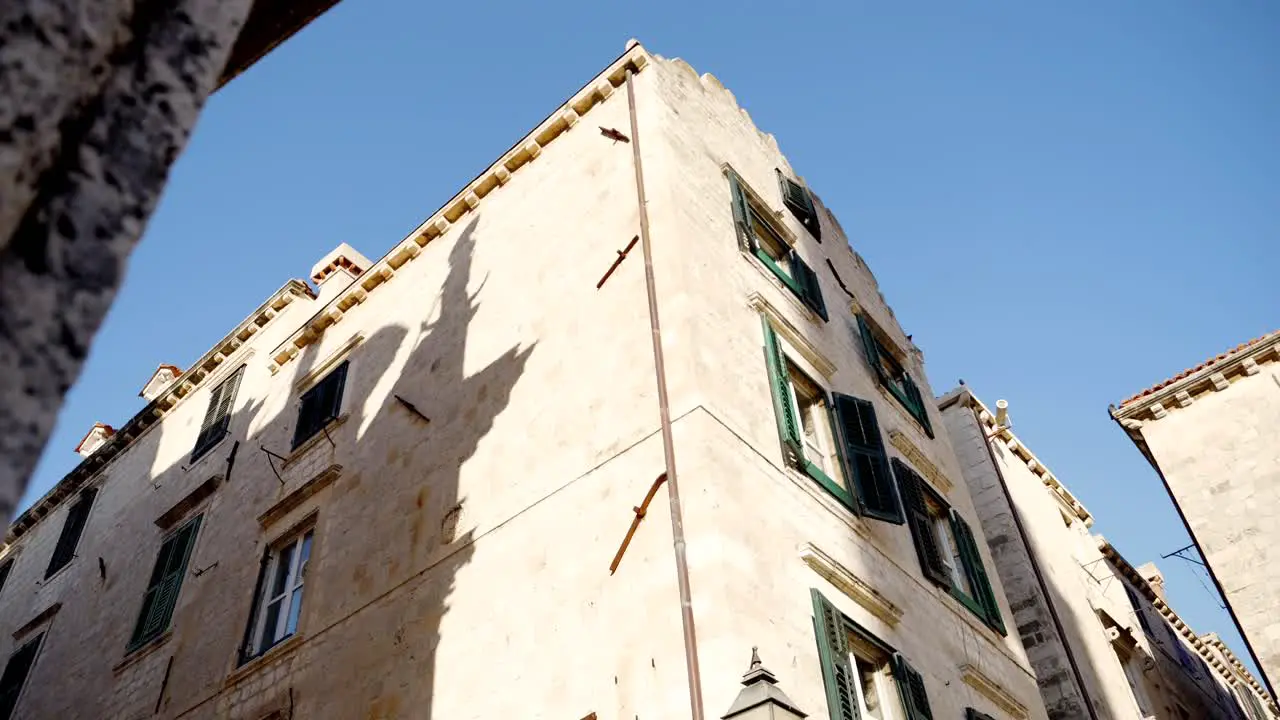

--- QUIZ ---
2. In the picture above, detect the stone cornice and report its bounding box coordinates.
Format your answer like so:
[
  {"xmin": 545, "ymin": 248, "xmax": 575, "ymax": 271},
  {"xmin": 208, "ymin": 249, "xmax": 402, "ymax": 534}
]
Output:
[
  {"xmin": 887, "ymin": 430, "xmax": 952, "ymax": 494},
  {"xmin": 1114, "ymin": 330, "xmax": 1280, "ymax": 423},
  {"xmin": 5, "ymin": 280, "xmax": 312, "ymax": 546},
  {"xmin": 1095, "ymin": 536, "xmax": 1276, "ymax": 711},
  {"xmin": 1202, "ymin": 635, "xmax": 1279, "ymax": 714},
  {"xmin": 798, "ymin": 542, "xmax": 903, "ymax": 627},
  {"xmin": 939, "ymin": 388, "xmax": 1092, "ymax": 526},
  {"xmin": 267, "ymin": 45, "xmax": 651, "ymax": 375},
  {"xmin": 958, "ymin": 663, "xmax": 1030, "ymax": 719},
  {"xmin": 749, "ymin": 292, "xmax": 836, "ymax": 379}
]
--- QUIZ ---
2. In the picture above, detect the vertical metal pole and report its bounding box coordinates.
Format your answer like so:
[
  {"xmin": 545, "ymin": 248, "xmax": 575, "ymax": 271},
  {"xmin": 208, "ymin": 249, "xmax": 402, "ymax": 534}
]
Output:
[{"xmin": 625, "ymin": 68, "xmax": 706, "ymax": 720}]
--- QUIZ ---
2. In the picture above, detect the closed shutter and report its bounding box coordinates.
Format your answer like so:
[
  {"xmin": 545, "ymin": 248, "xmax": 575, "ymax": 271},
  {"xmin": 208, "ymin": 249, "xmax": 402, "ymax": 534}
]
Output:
[
  {"xmin": 0, "ymin": 561, "xmax": 12, "ymax": 597},
  {"xmin": 292, "ymin": 361, "xmax": 349, "ymax": 449},
  {"xmin": 45, "ymin": 487, "xmax": 97, "ymax": 578},
  {"xmin": 129, "ymin": 517, "xmax": 201, "ymax": 650},
  {"xmin": 832, "ymin": 394, "xmax": 902, "ymax": 524},
  {"xmin": 762, "ymin": 320, "xmax": 803, "ymax": 468},
  {"xmin": 729, "ymin": 173, "xmax": 757, "ymax": 253},
  {"xmin": 790, "ymin": 253, "xmax": 828, "ymax": 321},
  {"xmin": 778, "ymin": 171, "xmax": 822, "ymax": 241},
  {"xmin": 892, "ymin": 654, "xmax": 933, "ymax": 720},
  {"xmin": 192, "ymin": 366, "xmax": 245, "ymax": 461},
  {"xmin": 896, "ymin": 461, "xmax": 951, "ymax": 589},
  {"xmin": 901, "ymin": 375, "xmax": 934, "ymax": 438},
  {"xmin": 950, "ymin": 509, "xmax": 1005, "ymax": 634},
  {"xmin": 811, "ymin": 589, "xmax": 860, "ymax": 720},
  {"xmin": 0, "ymin": 634, "xmax": 42, "ymax": 720},
  {"xmin": 856, "ymin": 315, "xmax": 888, "ymax": 385}
]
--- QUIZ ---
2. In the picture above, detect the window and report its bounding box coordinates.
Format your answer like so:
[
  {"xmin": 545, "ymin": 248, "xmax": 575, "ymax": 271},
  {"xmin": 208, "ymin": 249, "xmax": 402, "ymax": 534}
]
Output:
[
  {"xmin": 0, "ymin": 634, "xmax": 42, "ymax": 720},
  {"xmin": 812, "ymin": 589, "xmax": 933, "ymax": 720},
  {"xmin": 1123, "ymin": 584, "xmax": 1153, "ymax": 634},
  {"xmin": 761, "ymin": 320, "xmax": 902, "ymax": 523},
  {"xmin": 45, "ymin": 487, "xmax": 97, "ymax": 579},
  {"xmin": 292, "ymin": 361, "xmax": 349, "ymax": 449},
  {"xmin": 129, "ymin": 515, "xmax": 201, "ymax": 650},
  {"xmin": 191, "ymin": 365, "xmax": 245, "ymax": 462},
  {"xmin": 1119, "ymin": 653, "xmax": 1154, "ymax": 717},
  {"xmin": 1236, "ymin": 685, "xmax": 1267, "ymax": 720},
  {"xmin": 856, "ymin": 315, "xmax": 933, "ymax": 437},
  {"xmin": 777, "ymin": 170, "xmax": 821, "ymax": 241},
  {"xmin": 897, "ymin": 461, "xmax": 1005, "ymax": 634},
  {"xmin": 729, "ymin": 172, "xmax": 827, "ymax": 320},
  {"xmin": 0, "ymin": 560, "xmax": 12, "ymax": 597},
  {"xmin": 244, "ymin": 528, "xmax": 313, "ymax": 660}
]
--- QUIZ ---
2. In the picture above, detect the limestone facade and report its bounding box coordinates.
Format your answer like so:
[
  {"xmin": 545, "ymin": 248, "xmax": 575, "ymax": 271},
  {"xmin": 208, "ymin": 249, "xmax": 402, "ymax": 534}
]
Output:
[
  {"xmin": 942, "ymin": 389, "xmax": 1275, "ymax": 720},
  {"xmin": 0, "ymin": 45, "xmax": 1043, "ymax": 720},
  {"xmin": 1113, "ymin": 331, "xmax": 1280, "ymax": 702}
]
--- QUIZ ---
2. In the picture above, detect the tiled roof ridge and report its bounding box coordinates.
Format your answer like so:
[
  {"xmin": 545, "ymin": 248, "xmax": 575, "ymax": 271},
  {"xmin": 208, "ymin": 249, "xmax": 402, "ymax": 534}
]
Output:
[{"xmin": 1118, "ymin": 330, "xmax": 1280, "ymax": 409}]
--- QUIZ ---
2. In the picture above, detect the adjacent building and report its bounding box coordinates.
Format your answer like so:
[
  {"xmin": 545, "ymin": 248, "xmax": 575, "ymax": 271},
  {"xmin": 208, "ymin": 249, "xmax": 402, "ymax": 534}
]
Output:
[
  {"xmin": 0, "ymin": 44, "xmax": 1045, "ymax": 720},
  {"xmin": 942, "ymin": 388, "xmax": 1275, "ymax": 720},
  {"xmin": 1112, "ymin": 330, "xmax": 1280, "ymax": 701}
]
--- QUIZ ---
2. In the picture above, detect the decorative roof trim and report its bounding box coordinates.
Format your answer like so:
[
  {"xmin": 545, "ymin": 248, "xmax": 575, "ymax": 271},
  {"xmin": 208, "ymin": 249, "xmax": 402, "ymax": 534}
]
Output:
[
  {"xmin": 799, "ymin": 542, "xmax": 903, "ymax": 627},
  {"xmin": 73, "ymin": 423, "xmax": 116, "ymax": 455},
  {"xmin": 939, "ymin": 388, "xmax": 1092, "ymax": 526},
  {"xmin": 958, "ymin": 663, "xmax": 1030, "ymax": 719},
  {"xmin": 5, "ymin": 280, "xmax": 313, "ymax": 546},
  {"xmin": 1115, "ymin": 330, "xmax": 1280, "ymax": 420},
  {"xmin": 1095, "ymin": 536, "xmax": 1276, "ymax": 711},
  {"xmin": 1202, "ymin": 634, "xmax": 1280, "ymax": 714},
  {"xmin": 267, "ymin": 45, "xmax": 651, "ymax": 374}
]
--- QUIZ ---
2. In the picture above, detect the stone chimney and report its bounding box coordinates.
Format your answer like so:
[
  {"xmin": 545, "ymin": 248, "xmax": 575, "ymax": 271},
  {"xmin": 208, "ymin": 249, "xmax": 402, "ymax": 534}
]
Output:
[
  {"xmin": 310, "ymin": 243, "xmax": 372, "ymax": 305},
  {"xmin": 721, "ymin": 647, "xmax": 807, "ymax": 720},
  {"xmin": 1136, "ymin": 562, "xmax": 1167, "ymax": 602},
  {"xmin": 74, "ymin": 423, "xmax": 115, "ymax": 458},
  {"xmin": 140, "ymin": 364, "xmax": 183, "ymax": 401}
]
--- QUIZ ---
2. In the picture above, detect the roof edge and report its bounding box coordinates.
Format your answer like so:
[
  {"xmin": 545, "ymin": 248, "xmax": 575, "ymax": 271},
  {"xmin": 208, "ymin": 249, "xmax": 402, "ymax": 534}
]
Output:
[{"xmin": 1115, "ymin": 330, "xmax": 1280, "ymax": 418}]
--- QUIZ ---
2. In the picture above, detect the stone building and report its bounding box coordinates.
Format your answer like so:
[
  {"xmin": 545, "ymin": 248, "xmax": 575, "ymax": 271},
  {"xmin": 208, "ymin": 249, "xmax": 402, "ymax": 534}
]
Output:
[
  {"xmin": 1112, "ymin": 330, "xmax": 1280, "ymax": 701},
  {"xmin": 941, "ymin": 389, "xmax": 1275, "ymax": 720},
  {"xmin": 0, "ymin": 44, "xmax": 1045, "ymax": 720}
]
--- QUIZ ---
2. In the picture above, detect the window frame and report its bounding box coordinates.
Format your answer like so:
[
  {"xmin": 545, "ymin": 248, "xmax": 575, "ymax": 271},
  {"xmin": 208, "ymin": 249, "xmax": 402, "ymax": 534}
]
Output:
[
  {"xmin": 728, "ymin": 170, "xmax": 827, "ymax": 321},
  {"xmin": 1124, "ymin": 584, "xmax": 1154, "ymax": 635},
  {"xmin": 0, "ymin": 560, "xmax": 13, "ymax": 598},
  {"xmin": 244, "ymin": 525, "xmax": 315, "ymax": 662},
  {"xmin": 292, "ymin": 360, "xmax": 349, "ymax": 450},
  {"xmin": 855, "ymin": 314, "xmax": 933, "ymax": 437},
  {"xmin": 44, "ymin": 487, "xmax": 97, "ymax": 579},
  {"xmin": 0, "ymin": 633, "xmax": 43, "ymax": 720}
]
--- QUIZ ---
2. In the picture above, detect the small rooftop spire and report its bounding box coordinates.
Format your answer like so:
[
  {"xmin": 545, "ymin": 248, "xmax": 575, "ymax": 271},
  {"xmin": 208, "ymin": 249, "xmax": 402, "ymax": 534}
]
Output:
[{"xmin": 722, "ymin": 647, "xmax": 806, "ymax": 719}]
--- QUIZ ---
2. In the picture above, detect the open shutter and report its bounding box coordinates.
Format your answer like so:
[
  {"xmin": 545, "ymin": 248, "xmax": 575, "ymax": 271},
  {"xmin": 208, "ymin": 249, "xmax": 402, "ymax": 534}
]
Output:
[
  {"xmin": 856, "ymin": 315, "xmax": 888, "ymax": 385},
  {"xmin": 728, "ymin": 173, "xmax": 757, "ymax": 253},
  {"xmin": 892, "ymin": 654, "xmax": 933, "ymax": 720},
  {"xmin": 762, "ymin": 321, "xmax": 804, "ymax": 467},
  {"xmin": 811, "ymin": 590, "xmax": 860, "ymax": 720},
  {"xmin": 901, "ymin": 375, "xmax": 934, "ymax": 438},
  {"xmin": 0, "ymin": 634, "xmax": 42, "ymax": 720},
  {"xmin": 778, "ymin": 171, "xmax": 821, "ymax": 241},
  {"xmin": 896, "ymin": 461, "xmax": 951, "ymax": 589},
  {"xmin": 239, "ymin": 548, "xmax": 272, "ymax": 664},
  {"xmin": 320, "ymin": 362, "xmax": 348, "ymax": 421},
  {"xmin": 832, "ymin": 394, "xmax": 902, "ymax": 523},
  {"xmin": 951, "ymin": 510, "xmax": 1005, "ymax": 634},
  {"xmin": 45, "ymin": 488, "xmax": 96, "ymax": 578},
  {"xmin": 791, "ymin": 253, "xmax": 828, "ymax": 321}
]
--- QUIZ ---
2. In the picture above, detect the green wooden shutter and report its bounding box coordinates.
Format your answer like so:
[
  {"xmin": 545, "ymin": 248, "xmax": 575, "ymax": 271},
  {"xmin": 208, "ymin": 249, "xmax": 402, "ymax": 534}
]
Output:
[
  {"xmin": 192, "ymin": 366, "xmax": 245, "ymax": 461},
  {"xmin": 856, "ymin": 315, "xmax": 888, "ymax": 385},
  {"xmin": 778, "ymin": 171, "xmax": 822, "ymax": 241},
  {"xmin": 901, "ymin": 375, "xmax": 934, "ymax": 438},
  {"xmin": 896, "ymin": 461, "xmax": 951, "ymax": 589},
  {"xmin": 832, "ymin": 394, "xmax": 902, "ymax": 524},
  {"xmin": 811, "ymin": 589, "xmax": 861, "ymax": 720},
  {"xmin": 238, "ymin": 548, "xmax": 272, "ymax": 665},
  {"xmin": 728, "ymin": 173, "xmax": 757, "ymax": 253},
  {"xmin": 791, "ymin": 253, "xmax": 829, "ymax": 321},
  {"xmin": 45, "ymin": 487, "xmax": 97, "ymax": 578},
  {"xmin": 950, "ymin": 509, "xmax": 1005, "ymax": 634},
  {"xmin": 130, "ymin": 517, "xmax": 201, "ymax": 649},
  {"xmin": 762, "ymin": 320, "xmax": 804, "ymax": 467},
  {"xmin": 892, "ymin": 654, "xmax": 933, "ymax": 720},
  {"xmin": 0, "ymin": 634, "xmax": 42, "ymax": 720}
]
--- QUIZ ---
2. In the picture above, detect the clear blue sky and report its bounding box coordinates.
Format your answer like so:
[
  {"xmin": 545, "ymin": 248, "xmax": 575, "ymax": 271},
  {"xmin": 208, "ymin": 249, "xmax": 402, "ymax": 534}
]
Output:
[{"xmin": 23, "ymin": 0, "xmax": 1278, "ymax": 681}]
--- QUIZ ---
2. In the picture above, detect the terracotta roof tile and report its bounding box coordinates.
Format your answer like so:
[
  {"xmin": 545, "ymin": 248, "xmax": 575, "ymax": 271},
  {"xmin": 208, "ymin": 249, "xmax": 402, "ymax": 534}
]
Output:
[{"xmin": 1119, "ymin": 330, "xmax": 1280, "ymax": 407}]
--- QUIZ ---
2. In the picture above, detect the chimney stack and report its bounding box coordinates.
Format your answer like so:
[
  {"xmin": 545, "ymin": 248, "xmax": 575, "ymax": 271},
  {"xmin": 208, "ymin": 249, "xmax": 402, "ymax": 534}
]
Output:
[
  {"xmin": 74, "ymin": 423, "xmax": 116, "ymax": 458},
  {"xmin": 310, "ymin": 243, "xmax": 372, "ymax": 305}
]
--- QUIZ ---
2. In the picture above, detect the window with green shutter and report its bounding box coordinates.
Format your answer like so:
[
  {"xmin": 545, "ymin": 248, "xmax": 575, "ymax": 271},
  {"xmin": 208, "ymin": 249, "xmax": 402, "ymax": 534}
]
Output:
[
  {"xmin": 892, "ymin": 654, "xmax": 934, "ymax": 720},
  {"xmin": 855, "ymin": 315, "xmax": 933, "ymax": 437},
  {"xmin": 129, "ymin": 515, "xmax": 202, "ymax": 651},
  {"xmin": 950, "ymin": 509, "xmax": 1006, "ymax": 634},
  {"xmin": 777, "ymin": 170, "xmax": 822, "ymax": 241},
  {"xmin": 191, "ymin": 365, "xmax": 245, "ymax": 462},
  {"xmin": 45, "ymin": 487, "xmax": 97, "ymax": 579},
  {"xmin": 0, "ymin": 633, "xmax": 42, "ymax": 720},
  {"xmin": 729, "ymin": 172, "xmax": 827, "ymax": 321},
  {"xmin": 812, "ymin": 589, "xmax": 929, "ymax": 720},
  {"xmin": 292, "ymin": 361, "xmax": 349, "ymax": 449}
]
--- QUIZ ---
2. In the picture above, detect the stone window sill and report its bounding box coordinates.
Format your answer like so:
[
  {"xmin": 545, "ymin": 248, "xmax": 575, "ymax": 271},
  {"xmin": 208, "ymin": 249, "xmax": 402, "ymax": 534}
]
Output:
[
  {"xmin": 283, "ymin": 414, "xmax": 348, "ymax": 468},
  {"xmin": 225, "ymin": 633, "xmax": 304, "ymax": 688},
  {"xmin": 114, "ymin": 630, "xmax": 173, "ymax": 674},
  {"xmin": 741, "ymin": 249, "xmax": 822, "ymax": 327}
]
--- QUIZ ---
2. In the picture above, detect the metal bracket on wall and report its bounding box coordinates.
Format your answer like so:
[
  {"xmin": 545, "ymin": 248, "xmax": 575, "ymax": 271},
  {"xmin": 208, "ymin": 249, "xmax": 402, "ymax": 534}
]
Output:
[
  {"xmin": 260, "ymin": 446, "xmax": 288, "ymax": 486},
  {"xmin": 596, "ymin": 236, "xmax": 639, "ymax": 290},
  {"xmin": 609, "ymin": 472, "xmax": 668, "ymax": 575}
]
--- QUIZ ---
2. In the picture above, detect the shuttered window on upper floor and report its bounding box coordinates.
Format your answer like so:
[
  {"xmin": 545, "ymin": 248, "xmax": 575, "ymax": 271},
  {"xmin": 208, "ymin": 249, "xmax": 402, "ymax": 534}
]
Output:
[
  {"xmin": 729, "ymin": 171, "xmax": 827, "ymax": 321},
  {"xmin": 129, "ymin": 515, "xmax": 201, "ymax": 651},
  {"xmin": 0, "ymin": 561, "xmax": 12, "ymax": 598},
  {"xmin": 0, "ymin": 633, "xmax": 42, "ymax": 720},
  {"xmin": 45, "ymin": 487, "xmax": 97, "ymax": 579},
  {"xmin": 761, "ymin": 320, "xmax": 902, "ymax": 524},
  {"xmin": 292, "ymin": 361, "xmax": 349, "ymax": 450},
  {"xmin": 777, "ymin": 170, "xmax": 821, "ymax": 241},
  {"xmin": 812, "ymin": 588, "xmax": 934, "ymax": 720},
  {"xmin": 856, "ymin": 315, "xmax": 933, "ymax": 438},
  {"xmin": 191, "ymin": 365, "xmax": 246, "ymax": 463}
]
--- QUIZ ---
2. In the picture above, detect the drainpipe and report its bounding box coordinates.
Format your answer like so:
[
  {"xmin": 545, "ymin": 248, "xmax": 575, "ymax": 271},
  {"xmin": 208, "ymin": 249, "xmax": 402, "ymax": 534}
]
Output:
[
  {"xmin": 959, "ymin": 392, "xmax": 1100, "ymax": 720},
  {"xmin": 1107, "ymin": 408, "xmax": 1278, "ymax": 704},
  {"xmin": 624, "ymin": 67, "xmax": 706, "ymax": 720}
]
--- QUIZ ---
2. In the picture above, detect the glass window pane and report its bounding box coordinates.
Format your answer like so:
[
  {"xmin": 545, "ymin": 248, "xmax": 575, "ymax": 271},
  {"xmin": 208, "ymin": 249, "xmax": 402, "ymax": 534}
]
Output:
[
  {"xmin": 271, "ymin": 544, "xmax": 295, "ymax": 596},
  {"xmin": 261, "ymin": 598, "xmax": 283, "ymax": 650}
]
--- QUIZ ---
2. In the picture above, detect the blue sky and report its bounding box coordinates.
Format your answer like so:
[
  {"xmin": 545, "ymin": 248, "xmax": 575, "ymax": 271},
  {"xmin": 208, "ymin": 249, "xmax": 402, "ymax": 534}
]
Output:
[{"xmin": 24, "ymin": 0, "xmax": 1277, "ymax": 681}]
